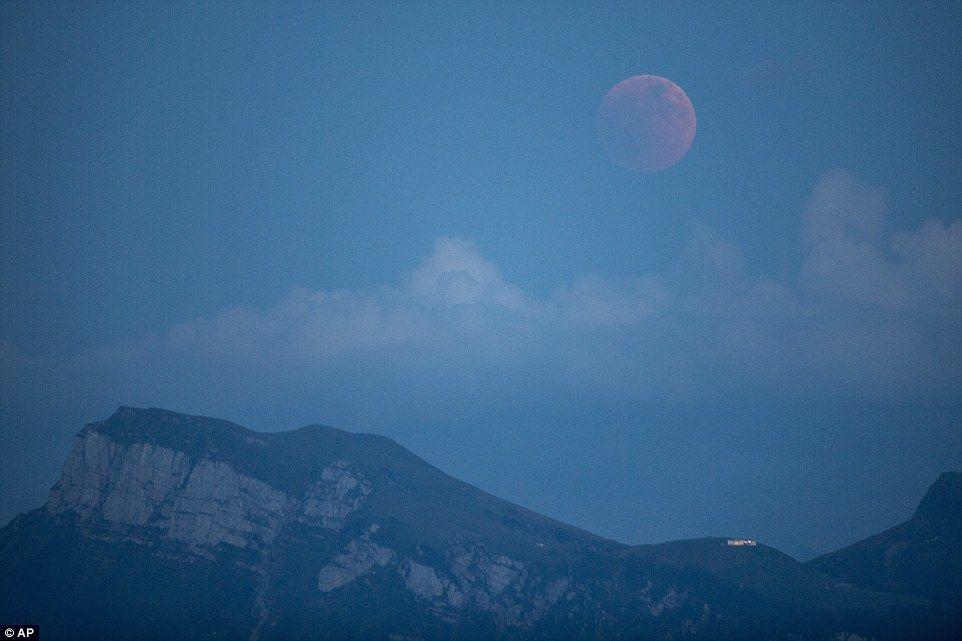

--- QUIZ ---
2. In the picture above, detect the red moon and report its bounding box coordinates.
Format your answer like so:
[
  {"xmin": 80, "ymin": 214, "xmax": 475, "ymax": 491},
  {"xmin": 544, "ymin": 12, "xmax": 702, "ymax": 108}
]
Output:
[{"xmin": 597, "ymin": 75, "xmax": 697, "ymax": 173}]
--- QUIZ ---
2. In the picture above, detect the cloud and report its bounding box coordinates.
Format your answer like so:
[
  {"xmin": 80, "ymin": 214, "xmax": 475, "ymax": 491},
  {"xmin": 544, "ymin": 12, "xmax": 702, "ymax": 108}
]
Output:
[
  {"xmin": 798, "ymin": 169, "xmax": 962, "ymax": 311},
  {"xmin": 404, "ymin": 237, "xmax": 526, "ymax": 310},
  {"xmin": 6, "ymin": 170, "xmax": 960, "ymax": 408}
]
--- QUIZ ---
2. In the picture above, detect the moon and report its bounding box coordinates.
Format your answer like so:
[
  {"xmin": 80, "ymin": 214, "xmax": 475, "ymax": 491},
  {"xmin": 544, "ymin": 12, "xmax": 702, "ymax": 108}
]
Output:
[{"xmin": 597, "ymin": 75, "xmax": 697, "ymax": 173}]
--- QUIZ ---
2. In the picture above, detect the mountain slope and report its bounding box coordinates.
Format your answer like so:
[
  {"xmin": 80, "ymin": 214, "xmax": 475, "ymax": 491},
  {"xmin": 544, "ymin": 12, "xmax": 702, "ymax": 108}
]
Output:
[
  {"xmin": 807, "ymin": 471, "xmax": 962, "ymax": 609},
  {"xmin": 1, "ymin": 407, "xmax": 958, "ymax": 640}
]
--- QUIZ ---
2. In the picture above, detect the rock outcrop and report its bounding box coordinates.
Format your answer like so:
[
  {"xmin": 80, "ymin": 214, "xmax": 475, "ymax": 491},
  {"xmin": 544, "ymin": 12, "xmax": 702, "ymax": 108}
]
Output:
[
  {"xmin": 47, "ymin": 425, "xmax": 371, "ymax": 558},
  {"xmin": 317, "ymin": 524, "xmax": 394, "ymax": 591}
]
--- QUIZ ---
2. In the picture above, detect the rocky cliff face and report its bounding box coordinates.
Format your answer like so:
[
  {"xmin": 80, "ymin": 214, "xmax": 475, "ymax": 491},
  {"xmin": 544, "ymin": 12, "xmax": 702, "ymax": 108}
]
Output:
[
  {"xmin": 2, "ymin": 407, "xmax": 959, "ymax": 641},
  {"xmin": 46, "ymin": 425, "xmax": 368, "ymax": 556}
]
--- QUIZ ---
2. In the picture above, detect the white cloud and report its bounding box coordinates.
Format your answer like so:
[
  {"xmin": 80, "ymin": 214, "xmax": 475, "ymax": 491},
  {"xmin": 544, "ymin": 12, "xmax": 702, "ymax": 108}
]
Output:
[
  {"xmin": 404, "ymin": 237, "xmax": 527, "ymax": 310},
  {"xmin": 799, "ymin": 170, "xmax": 962, "ymax": 309},
  {"xmin": 11, "ymin": 170, "xmax": 960, "ymax": 404}
]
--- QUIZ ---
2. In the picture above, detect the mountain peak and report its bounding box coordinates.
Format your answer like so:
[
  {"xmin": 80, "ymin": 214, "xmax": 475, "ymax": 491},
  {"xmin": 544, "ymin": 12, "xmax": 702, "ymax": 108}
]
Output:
[
  {"xmin": 914, "ymin": 471, "xmax": 962, "ymax": 524},
  {"xmin": 80, "ymin": 406, "xmax": 434, "ymax": 500},
  {"xmin": 95, "ymin": 405, "xmax": 253, "ymax": 441}
]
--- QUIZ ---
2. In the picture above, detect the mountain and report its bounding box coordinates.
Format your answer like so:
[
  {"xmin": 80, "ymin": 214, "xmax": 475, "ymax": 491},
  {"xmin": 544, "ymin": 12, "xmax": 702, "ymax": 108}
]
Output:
[
  {"xmin": 1, "ymin": 407, "xmax": 958, "ymax": 641},
  {"xmin": 807, "ymin": 472, "xmax": 962, "ymax": 610}
]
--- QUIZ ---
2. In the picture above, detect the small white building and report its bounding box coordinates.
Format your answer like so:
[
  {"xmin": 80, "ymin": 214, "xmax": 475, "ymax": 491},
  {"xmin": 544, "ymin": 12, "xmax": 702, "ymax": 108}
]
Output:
[{"xmin": 726, "ymin": 538, "xmax": 757, "ymax": 547}]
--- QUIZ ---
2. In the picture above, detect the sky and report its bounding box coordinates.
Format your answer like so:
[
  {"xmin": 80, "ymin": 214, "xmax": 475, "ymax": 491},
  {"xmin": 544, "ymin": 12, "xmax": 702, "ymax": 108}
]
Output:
[{"xmin": 2, "ymin": 1, "xmax": 961, "ymax": 559}]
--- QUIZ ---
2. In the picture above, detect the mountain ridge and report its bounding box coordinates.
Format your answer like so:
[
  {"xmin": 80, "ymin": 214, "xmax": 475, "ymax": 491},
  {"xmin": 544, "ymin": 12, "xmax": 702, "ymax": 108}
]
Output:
[
  {"xmin": 914, "ymin": 471, "xmax": 962, "ymax": 524},
  {"xmin": 1, "ymin": 406, "xmax": 959, "ymax": 640},
  {"xmin": 807, "ymin": 471, "xmax": 962, "ymax": 610}
]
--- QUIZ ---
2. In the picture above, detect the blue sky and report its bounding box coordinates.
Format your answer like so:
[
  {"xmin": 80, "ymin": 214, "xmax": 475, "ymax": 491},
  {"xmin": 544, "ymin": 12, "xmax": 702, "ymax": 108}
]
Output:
[{"xmin": 2, "ymin": 1, "xmax": 961, "ymax": 558}]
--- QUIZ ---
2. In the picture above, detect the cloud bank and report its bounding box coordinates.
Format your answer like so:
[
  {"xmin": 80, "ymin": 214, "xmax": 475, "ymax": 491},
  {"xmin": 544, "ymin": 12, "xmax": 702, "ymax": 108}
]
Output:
[
  {"xmin": 43, "ymin": 169, "xmax": 953, "ymax": 408},
  {"xmin": 5, "ymin": 170, "xmax": 961, "ymax": 411}
]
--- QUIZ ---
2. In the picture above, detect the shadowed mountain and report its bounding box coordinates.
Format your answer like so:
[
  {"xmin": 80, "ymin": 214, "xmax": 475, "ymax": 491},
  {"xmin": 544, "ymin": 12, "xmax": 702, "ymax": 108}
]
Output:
[
  {"xmin": 807, "ymin": 471, "xmax": 962, "ymax": 610},
  {"xmin": 1, "ymin": 407, "xmax": 958, "ymax": 640}
]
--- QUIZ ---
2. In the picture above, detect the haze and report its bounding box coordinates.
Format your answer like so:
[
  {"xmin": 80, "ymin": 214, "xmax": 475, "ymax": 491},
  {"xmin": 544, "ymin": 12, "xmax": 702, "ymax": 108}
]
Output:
[{"xmin": 2, "ymin": 1, "xmax": 961, "ymax": 561}]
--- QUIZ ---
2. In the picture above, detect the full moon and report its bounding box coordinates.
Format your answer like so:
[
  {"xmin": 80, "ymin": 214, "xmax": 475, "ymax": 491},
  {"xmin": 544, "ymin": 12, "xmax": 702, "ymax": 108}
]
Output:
[{"xmin": 597, "ymin": 75, "xmax": 697, "ymax": 173}]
